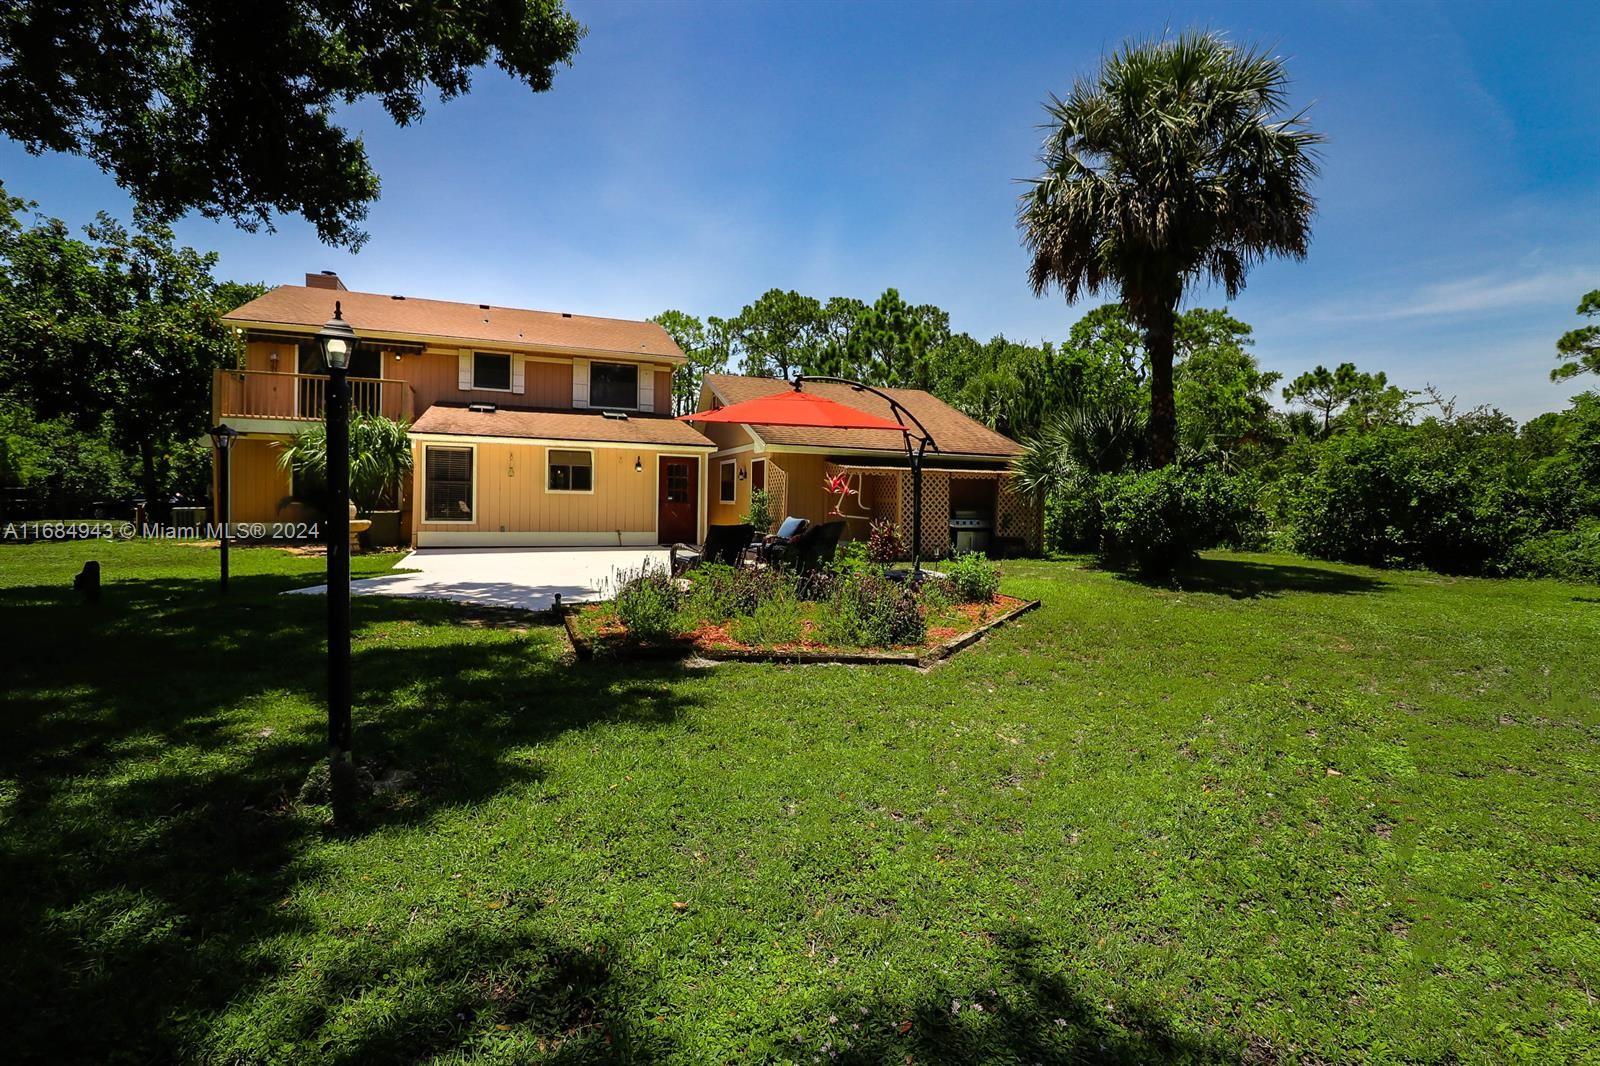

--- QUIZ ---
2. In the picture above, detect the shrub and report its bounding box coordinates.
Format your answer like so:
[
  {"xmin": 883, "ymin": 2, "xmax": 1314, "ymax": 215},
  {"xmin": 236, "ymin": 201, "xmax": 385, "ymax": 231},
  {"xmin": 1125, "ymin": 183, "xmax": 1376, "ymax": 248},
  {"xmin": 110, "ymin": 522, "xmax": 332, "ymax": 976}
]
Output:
[
  {"xmin": 728, "ymin": 586, "xmax": 803, "ymax": 645},
  {"xmin": 1097, "ymin": 466, "xmax": 1261, "ymax": 576},
  {"xmin": 743, "ymin": 488, "xmax": 775, "ymax": 534},
  {"xmin": 683, "ymin": 564, "xmax": 793, "ymax": 621},
  {"xmin": 1502, "ymin": 519, "xmax": 1600, "ymax": 582},
  {"xmin": 942, "ymin": 552, "xmax": 1001, "ymax": 602},
  {"xmin": 867, "ymin": 519, "xmax": 903, "ymax": 563},
  {"xmin": 1283, "ymin": 427, "xmax": 1529, "ymax": 574},
  {"xmin": 822, "ymin": 569, "xmax": 926, "ymax": 648},
  {"xmin": 612, "ymin": 565, "xmax": 681, "ymax": 640}
]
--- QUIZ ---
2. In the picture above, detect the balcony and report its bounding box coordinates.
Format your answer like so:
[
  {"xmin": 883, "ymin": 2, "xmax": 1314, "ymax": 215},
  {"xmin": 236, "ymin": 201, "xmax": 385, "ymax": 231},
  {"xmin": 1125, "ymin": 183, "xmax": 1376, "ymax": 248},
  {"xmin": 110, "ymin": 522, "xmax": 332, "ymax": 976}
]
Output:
[{"xmin": 212, "ymin": 369, "xmax": 415, "ymax": 426}]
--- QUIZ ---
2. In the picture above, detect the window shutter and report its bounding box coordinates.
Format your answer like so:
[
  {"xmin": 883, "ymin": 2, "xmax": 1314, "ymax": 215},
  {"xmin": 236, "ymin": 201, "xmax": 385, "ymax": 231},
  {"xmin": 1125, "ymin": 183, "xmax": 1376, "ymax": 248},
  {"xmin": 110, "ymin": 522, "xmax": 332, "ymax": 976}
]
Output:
[
  {"xmin": 572, "ymin": 358, "xmax": 590, "ymax": 408},
  {"xmin": 638, "ymin": 367, "xmax": 654, "ymax": 412},
  {"xmin": 512, "ymin": 355, "xmax": 525, "ymax": 395},
  {"xmin": 457, "ymin": 352, "xmax": 472, "ymax": 391}
]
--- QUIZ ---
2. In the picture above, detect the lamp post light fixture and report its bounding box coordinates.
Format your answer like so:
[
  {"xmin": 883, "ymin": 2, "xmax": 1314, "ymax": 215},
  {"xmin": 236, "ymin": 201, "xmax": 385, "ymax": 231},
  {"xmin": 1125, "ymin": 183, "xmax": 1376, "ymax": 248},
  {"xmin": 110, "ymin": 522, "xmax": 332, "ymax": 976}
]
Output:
[
  {"xmin": 209, "ymin": 423, "xmax": 238, "ymax": 592},
  {"xmin": 317, "ymin": 301, "xmax": 359, "ymax": 824}
]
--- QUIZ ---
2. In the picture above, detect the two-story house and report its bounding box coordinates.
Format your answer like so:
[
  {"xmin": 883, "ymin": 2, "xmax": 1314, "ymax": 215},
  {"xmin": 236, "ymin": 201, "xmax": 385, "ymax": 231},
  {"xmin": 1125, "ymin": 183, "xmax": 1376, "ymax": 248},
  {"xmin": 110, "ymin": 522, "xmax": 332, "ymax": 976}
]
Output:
[
  {"xmin": 212, "ymin": 273, "xmax": 1041, "ymax": 555},
  {"xmin": 214, "ymin": 273, "xmax": 715, "ymax": 547}
]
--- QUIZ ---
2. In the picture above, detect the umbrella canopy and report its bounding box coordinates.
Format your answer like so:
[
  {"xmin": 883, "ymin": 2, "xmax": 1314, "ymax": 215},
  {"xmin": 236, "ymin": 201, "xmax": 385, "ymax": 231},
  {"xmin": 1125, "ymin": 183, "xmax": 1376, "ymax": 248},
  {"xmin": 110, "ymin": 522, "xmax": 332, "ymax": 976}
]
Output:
[{"xmin": 677, "ymin": 388, "xmax": 908, "ymax": 432}]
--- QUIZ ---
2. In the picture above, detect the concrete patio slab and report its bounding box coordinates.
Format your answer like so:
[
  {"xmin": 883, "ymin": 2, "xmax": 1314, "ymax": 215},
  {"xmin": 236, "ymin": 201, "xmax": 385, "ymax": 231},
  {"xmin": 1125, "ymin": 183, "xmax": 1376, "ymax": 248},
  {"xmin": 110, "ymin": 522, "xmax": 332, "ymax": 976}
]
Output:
[{"xmin": 287, "ymin": 546, "xmax": 669, "ymax": 613}]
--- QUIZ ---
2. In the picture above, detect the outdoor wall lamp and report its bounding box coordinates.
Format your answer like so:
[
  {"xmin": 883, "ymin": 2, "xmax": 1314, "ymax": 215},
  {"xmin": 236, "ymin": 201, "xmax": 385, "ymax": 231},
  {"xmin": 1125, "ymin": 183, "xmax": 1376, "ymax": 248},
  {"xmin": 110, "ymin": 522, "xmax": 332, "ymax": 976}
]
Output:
[
  {"xmin": 268, "ymin": 349, "xmax": 280, "ymax": 370},
  {"xmin": 208, "ymin": 423, "xmax": 238, "ymax": 594},
  {"xmin": 634, "ymin": 456, "xmax": 643, "ymax": 473},
  {"xmin": 738, "ymin": 465, "xmax": 748, "ymax": 480}
]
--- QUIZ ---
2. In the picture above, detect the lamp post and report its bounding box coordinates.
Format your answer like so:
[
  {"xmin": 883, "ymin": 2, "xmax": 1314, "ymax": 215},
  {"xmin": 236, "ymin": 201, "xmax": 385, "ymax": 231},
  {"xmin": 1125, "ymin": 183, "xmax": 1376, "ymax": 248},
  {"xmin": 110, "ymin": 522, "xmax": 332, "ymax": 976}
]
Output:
[
  {"xmin": 209, "ymin": 422, "xmax": 236, "ymax": 589},
  {"xmin": 317, "ymin": 301, "xmax": 358, "ymax": 823}
]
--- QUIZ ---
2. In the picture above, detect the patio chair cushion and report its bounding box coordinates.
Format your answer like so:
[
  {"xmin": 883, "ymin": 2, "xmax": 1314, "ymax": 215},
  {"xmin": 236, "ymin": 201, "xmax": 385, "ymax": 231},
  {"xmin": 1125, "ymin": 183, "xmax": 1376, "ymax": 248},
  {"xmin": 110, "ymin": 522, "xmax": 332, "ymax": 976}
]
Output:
[{"xmin": 773, "ymin": 516, "xmax": 808, "ymax": 540}]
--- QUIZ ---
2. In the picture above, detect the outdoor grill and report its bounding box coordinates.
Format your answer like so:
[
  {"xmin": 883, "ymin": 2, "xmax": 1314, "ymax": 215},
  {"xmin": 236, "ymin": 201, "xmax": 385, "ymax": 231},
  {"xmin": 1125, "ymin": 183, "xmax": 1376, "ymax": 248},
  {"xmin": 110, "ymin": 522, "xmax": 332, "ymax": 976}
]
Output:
[{"xmin": 948, "ymin": 508, "xmax": 993, "ymax": 554}]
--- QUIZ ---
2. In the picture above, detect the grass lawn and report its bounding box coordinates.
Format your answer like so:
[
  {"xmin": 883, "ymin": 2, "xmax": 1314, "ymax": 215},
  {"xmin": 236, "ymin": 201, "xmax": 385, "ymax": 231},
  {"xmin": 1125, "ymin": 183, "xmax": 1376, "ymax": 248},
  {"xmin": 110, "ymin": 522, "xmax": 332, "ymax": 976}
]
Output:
[{"xmin": 1, "ymin": 541, "xmax": 1596, "ymax": 1063}]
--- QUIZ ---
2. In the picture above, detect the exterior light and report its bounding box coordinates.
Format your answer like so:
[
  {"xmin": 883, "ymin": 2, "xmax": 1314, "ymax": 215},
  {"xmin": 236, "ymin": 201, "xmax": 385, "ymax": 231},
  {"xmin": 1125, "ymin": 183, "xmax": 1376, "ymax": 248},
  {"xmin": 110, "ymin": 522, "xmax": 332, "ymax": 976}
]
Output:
[
  {"xmin": 634, "ymin": 456, "xmax": 643, "ymax": 473},
  {"xmin": 316, "ymin": 300, "xmax": 357, "ymax": 371},
  {"xmin": 209, "ymin": 424, "xmax": 238, "ymax": 592},
  {"xmin": 319, "ymin": 304, "xmax": 358, "ymax": 826},
  {"xmin": 738, "ymin": 465, "xmax": 748, "ymax": 480}
]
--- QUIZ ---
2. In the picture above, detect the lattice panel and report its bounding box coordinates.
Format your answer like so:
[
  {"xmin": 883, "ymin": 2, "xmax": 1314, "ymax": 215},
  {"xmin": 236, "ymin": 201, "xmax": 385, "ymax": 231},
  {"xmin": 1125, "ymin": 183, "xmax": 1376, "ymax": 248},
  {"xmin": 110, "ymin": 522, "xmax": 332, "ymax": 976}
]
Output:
[
  {"xmin": 996, "ymin": 476, "xmax": 1042, "ymax": 553},
  {"xmin": 899, "ymin": 469, "xmax": 952, "ymax": 559},
  {"xmin": 764, "ymin": 458, "xmax": 789, "ymax": 523}
]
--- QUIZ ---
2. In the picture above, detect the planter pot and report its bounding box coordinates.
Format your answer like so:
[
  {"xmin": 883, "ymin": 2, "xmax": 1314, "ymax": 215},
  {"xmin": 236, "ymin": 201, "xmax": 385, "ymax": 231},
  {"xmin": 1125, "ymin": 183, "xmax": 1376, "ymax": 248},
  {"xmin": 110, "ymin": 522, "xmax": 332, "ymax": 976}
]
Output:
[{"xmin": 362, "ymin": 510, "xmax": 403, "ymax": 549}]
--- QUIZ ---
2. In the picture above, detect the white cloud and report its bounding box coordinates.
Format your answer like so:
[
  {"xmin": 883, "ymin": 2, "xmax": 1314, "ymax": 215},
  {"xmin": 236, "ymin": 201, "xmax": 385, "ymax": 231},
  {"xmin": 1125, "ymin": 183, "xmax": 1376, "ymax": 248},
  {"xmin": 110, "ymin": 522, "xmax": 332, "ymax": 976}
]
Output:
[{"xmin": 1310, "ymin": 266, "xmax": 1596, "ymax": 323}]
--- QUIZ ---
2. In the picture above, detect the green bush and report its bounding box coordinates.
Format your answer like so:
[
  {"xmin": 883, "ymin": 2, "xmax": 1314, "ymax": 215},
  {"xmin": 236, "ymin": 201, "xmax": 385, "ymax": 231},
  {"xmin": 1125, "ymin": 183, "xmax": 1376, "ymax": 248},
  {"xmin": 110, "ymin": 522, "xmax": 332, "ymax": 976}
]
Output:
[
  {"xmin": 1282, "ymin": 427, "xmax": 1528, "ymax": 574},
  {"xmin": 1502, "ymin": 519, "xmax": 1600, "ymax": 582},
  {"xmin": 942, "ymin": 552, "xmax": 1001, "ymax": 602},
  {"xmin": 1097, "ymin": 466, "xmax": 1261, "ymax": 575},
  {"xmin": 684, "ymin": 564, "xmax": 792, "ymax": 621},
  {"xmin": 822, "ymin": 569, "xmax": 925, "ymax": 648},
  {"xmin": 728, "ymin": 586, "xmax": 803, "ymax": 645},
  {"xmin": 612, "ymin": 565, "xmax": 681, "ymax": 640},
  {"xmin": 743, "ymin": 488, "xmax": 775, "ymax": 534}
]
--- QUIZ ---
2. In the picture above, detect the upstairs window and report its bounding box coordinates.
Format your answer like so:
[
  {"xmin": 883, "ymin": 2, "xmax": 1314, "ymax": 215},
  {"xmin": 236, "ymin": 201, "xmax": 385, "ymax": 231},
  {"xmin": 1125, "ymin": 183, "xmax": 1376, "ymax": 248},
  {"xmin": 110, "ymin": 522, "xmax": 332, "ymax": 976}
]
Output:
[
  {"xmin": 473, "ymin": 352, "xmax": 511, "ymax": 391},
  {"xmin": 548, "ymin": 449, "xmax": 593, "ymax": 492},
  {"xmin": 424, "ymin": 446, "xmax": 474, "ymax": 522},
  {"xmin": 590, "ymin": 362, "xmax": 638, "ymax": 408}
]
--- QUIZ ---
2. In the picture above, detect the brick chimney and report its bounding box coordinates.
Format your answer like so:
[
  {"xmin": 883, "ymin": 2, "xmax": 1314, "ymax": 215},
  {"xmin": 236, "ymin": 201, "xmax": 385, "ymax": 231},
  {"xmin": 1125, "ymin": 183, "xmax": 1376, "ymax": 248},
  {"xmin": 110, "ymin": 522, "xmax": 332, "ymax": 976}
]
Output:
[{"xmin": 305, "ymin": 270, "xmax": 347, "ymax": 291}]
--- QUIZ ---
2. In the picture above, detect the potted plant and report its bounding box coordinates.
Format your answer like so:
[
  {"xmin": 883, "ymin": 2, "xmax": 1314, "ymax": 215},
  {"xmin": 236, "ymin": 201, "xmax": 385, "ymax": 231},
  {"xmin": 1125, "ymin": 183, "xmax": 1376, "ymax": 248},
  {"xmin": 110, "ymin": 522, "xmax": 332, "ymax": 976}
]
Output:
[{"xmin": 278, "ymin": 413, "xmax": 413, "ymax": 547}]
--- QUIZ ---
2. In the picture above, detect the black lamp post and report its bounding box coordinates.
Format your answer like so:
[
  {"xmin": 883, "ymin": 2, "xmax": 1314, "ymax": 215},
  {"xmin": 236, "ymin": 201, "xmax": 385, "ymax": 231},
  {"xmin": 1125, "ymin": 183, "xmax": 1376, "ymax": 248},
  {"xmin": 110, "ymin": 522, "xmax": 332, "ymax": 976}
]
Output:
[
  {"xmin": 317, "ymin": 301, "xmax": 358, "ymax": 823},
  {"xmin": 209, "ymin": 424, "xmax": 238, "ymax": 591}
]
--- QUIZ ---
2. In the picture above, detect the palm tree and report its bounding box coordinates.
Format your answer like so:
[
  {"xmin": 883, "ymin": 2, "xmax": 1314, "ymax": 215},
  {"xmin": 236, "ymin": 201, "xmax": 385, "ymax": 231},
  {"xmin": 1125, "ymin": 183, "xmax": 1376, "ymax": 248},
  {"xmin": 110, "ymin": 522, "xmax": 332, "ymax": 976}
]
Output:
[
  {"xmin": 1019, "ymin": 31, "xmax": 1321, "ymax": 467},
  {"xmin": 278, "ymin": 412, "xmax": 413, "ymax": 515}
]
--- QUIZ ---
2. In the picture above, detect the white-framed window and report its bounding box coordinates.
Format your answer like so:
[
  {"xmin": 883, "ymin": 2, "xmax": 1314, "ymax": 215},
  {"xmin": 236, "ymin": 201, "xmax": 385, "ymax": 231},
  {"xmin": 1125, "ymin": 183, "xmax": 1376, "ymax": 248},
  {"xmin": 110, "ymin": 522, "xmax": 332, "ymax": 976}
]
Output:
[
  {"xmin": 547, "ymin": 448, "xmax": 594, "ymax": 493},
  {"xmin": 719, "ymin": 459, "xmax": 737, "ymax": 504},
  {"xmin": 423, "ymin": 446, "xmax": 474, "ymax": 522},
  {"xmin": 590, "ymin": 361, "xmax": 639, "ymax": 409},
  {"xmin": 472, "ymin": 352, "xmax": 512, "ymax": 391}
]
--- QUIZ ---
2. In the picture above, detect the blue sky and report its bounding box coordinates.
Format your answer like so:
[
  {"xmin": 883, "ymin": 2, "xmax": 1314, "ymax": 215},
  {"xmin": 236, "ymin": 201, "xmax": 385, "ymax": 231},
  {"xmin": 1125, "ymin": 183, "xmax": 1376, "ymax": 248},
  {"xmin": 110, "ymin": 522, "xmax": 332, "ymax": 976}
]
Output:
[{"xmin": 2, "ymin": 0, "xmax": 1595, "ymax": 419}]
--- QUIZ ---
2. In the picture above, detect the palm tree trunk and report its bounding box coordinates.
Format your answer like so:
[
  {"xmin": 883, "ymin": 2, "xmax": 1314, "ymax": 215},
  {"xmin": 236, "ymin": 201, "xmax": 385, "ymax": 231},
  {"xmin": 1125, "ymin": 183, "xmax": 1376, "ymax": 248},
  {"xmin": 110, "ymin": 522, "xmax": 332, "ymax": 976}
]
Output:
[{"xmin": 1144, "ymin": 304, "xmax": 1179, "ymax": 468}]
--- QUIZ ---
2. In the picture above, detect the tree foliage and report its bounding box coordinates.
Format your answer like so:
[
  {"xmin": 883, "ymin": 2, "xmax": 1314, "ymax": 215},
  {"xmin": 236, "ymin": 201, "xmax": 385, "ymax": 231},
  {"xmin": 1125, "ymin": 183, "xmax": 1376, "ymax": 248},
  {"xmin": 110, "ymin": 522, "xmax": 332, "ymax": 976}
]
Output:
[
  {"xmin": 1553, "ymin": 289, "xmax": 1600, "ymax": 382},
  {"xmin": 0, "ymin": 183, "xmax": 262, "ymax": 502},
  {"xmin": 1020, "ymin": 31, "xmax": 1321, "ymax": 466},
  {"xmin": 0, "ymin": 0, "xmax": 584, "ymax": 248}
]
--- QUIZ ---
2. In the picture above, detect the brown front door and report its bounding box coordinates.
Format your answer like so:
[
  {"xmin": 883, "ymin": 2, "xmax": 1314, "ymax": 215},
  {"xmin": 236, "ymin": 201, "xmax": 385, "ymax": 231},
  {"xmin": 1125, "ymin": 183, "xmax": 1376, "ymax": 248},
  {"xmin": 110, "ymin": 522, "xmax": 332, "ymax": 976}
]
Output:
[{"xmin": 658, "ymin": 458, "xmax": 698, "ymax": 544}]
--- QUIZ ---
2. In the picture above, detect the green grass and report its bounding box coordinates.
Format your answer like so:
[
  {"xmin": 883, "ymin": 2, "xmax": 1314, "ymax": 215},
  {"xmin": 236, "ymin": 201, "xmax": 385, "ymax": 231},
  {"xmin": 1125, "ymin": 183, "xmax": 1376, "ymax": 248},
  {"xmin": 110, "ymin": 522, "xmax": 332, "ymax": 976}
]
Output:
[{"xmin": 1, "ymin": 541, "xmax": 1597, "ymax": 1063}]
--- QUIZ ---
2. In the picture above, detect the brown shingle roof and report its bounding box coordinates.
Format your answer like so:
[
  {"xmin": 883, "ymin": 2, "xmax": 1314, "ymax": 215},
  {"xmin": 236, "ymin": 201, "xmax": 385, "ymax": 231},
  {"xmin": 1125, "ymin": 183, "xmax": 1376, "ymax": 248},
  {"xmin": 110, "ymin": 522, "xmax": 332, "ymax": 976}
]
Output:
[
  {"xmin": 699, "ymin": 375, "xmax": 1023, "ymax": 457},
  {"xmin": 411, "ymin": 403, "xmax": 714, "ymax": 448},
  {"xmin": 225, "ymin": 285, "xmax": 684, "ymax": 362}
]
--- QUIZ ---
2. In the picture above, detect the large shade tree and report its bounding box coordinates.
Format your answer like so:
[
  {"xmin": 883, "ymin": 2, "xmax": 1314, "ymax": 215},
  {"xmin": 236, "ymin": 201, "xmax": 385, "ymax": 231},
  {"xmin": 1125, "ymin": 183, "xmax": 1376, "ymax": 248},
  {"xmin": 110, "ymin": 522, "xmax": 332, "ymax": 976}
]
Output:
[
  {"xmin": 1020, "ymin": 31, "xmax": 1321, "ymax": 466},
  {"xmin": 0, "ymin": 0, "xmax": 584, "ymax": 248}
]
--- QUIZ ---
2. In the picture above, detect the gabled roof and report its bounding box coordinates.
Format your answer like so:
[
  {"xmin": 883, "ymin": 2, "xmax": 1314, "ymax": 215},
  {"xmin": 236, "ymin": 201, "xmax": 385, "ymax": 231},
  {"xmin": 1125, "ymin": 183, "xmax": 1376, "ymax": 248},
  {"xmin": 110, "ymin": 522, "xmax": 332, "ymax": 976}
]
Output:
[
  {"xmin": 224, "ymin": 285, "xmax": 684, "ymax": 363},
  {"xmin": 412, "ymin": 403, "xmax": 714, "ymax": 448},
  {"xmin": 699, "ymin": 374, "xmax": 1023, "ymax": 457}
]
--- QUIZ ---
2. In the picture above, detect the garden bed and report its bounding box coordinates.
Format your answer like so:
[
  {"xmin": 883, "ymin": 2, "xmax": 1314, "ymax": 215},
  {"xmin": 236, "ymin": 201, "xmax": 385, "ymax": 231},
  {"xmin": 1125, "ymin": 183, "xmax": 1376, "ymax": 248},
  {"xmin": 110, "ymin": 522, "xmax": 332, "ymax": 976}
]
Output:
[{"xmin": 564, "ymin": 585, "xmax": 1037, "ymax": 666}]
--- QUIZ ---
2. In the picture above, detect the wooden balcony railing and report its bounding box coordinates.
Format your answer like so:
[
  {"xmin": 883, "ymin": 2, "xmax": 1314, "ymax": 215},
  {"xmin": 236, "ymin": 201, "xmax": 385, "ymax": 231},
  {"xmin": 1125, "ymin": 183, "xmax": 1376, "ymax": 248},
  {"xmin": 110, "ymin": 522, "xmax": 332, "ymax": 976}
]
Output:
[{"xmin": 213, "ymin": 369, "xmax": 415, "ymax": 424}]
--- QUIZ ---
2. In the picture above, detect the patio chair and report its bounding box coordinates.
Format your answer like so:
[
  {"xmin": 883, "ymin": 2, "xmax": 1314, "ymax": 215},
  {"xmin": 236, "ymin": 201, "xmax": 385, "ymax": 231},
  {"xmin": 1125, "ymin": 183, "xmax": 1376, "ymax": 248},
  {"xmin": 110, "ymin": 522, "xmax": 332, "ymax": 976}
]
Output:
[
  {"xmin": 671, "ymin": 523, "xmax": 754, "ymax": 574},
  {"xmin": 756, "ymin": 515, "xmax": 809, "ymax": 562},
  {"xmin": 768, "ymin": 520, "xmax": 845, "ymax": 572}
]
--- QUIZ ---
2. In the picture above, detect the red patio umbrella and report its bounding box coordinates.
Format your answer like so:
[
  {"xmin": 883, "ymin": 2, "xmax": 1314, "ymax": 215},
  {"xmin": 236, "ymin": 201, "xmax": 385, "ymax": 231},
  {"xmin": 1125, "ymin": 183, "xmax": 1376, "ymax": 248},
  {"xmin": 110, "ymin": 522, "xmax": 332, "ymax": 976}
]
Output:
[
  {"xmin": 676, "ymin": 388, "xmax": 908, "ymax": 432},
  {"xmin": 679, "ymin": 382, "xmax": 938, "ymax": 577}
]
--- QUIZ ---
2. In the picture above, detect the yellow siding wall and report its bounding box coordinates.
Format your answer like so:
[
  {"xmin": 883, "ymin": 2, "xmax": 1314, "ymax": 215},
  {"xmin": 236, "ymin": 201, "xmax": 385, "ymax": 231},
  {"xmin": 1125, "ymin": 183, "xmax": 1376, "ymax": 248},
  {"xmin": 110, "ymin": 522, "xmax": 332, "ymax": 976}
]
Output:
[
  {"xmin": 708, "ymin": 454, "xmax": 752, "ymax": 527},
  {"xmin": 414, "ymin": 441, "xmax": 693, "ymax": 540},
  {"xmin": 770, "ymin": 454, "xmax": 832, "ymax": 527},
  {"xmin": 220, "ymin": 437, "xmax": 291, "ymax": 524}
]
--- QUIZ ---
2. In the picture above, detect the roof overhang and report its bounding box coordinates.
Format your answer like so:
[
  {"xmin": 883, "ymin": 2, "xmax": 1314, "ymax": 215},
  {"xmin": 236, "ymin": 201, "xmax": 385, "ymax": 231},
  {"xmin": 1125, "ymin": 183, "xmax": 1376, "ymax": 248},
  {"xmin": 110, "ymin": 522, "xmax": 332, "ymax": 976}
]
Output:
[{"xmin": 224, "ymin": 317, "xmax": 686, "ymax": 366}]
